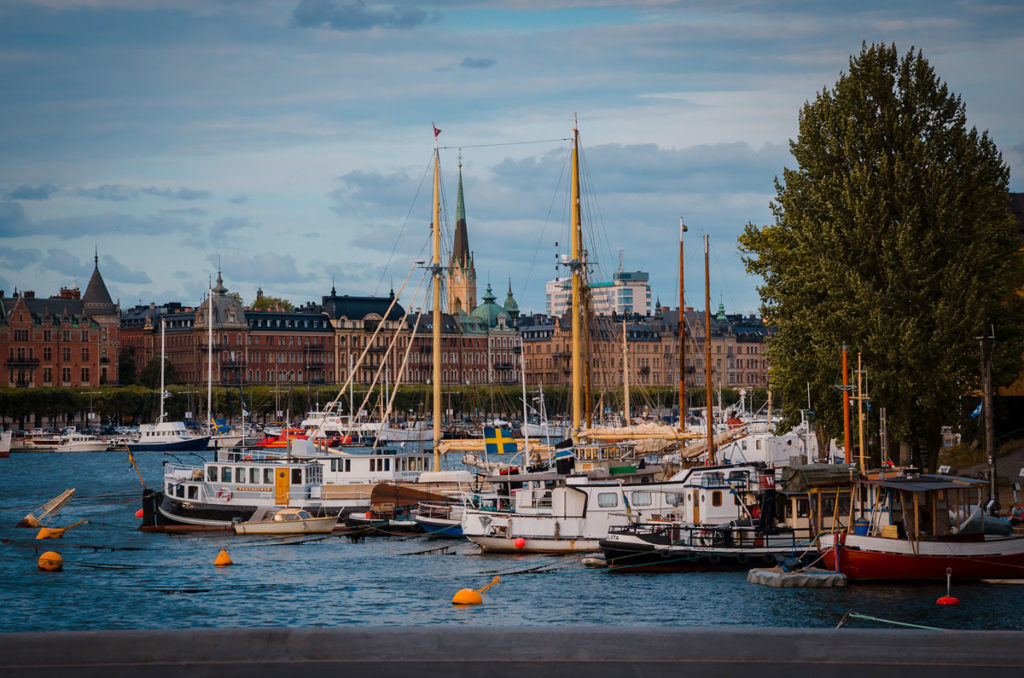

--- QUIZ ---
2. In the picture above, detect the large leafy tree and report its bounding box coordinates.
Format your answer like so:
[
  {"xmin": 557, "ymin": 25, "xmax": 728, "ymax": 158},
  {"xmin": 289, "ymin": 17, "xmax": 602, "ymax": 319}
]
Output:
[{"xmin": 739, "ymin": 43, "xmax": 1024, "ymax": 469}]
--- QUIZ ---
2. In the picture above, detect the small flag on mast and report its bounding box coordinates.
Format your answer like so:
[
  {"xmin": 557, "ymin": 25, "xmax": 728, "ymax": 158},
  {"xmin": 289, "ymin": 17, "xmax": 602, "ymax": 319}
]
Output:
[{"xmin": 433, "ymin": 123, "xmax": 441, "ymax": 138}]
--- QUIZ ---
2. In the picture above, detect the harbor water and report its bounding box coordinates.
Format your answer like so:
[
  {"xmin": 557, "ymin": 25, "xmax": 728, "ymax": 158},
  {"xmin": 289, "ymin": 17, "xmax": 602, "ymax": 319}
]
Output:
[{"xmin": 2, "ymin": 451, "xmax": 1023, "ymax": 632}]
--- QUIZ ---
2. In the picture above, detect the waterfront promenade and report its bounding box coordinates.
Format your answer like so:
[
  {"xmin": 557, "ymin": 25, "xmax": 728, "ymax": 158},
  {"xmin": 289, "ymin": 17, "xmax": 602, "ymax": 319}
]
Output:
[{"xmin": 3, "ymin": 626, "xmax": 1023, "ymax": 677}]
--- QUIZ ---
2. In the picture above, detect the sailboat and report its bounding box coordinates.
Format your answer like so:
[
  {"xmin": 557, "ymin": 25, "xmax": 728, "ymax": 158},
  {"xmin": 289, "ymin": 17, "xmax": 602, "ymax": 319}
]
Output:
[{"xmin": 127, "ymin": 315, "xmax": 210, "ymax": 453}]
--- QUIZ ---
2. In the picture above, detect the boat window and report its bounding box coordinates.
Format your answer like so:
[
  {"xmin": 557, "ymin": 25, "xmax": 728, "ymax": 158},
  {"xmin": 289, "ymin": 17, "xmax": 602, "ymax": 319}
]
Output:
[
  {"xmin": 207, "ymin": 466, "xmax": 218, "ymax": 482},
  {"xmin": 250, "ymin": 468, "xmax": 259, "ymax": 484},
  {"xmin": 344, "ymin": 459, "xmax": 351, "ymax": 472},
  {"xmin": 188, "ymin": 485, "xmax": 197, "ymax": 499},
  {"xmin": 263, "ymin": 468, "xmax": 274, "ymax": 484},
  {"xmin": 664, "ymin": 492, "xmax": 684, "ymax": 506},
  {"xmin": 631, "ymin": 491, "xmax": 652, "ymax": 507},
  {"xmin": 712, "ymin": 491, "xmax": 722, "ymax": 507},
  {"xmin": 222, "ymin": 467, "xmax": 232, "ymax": 482},
  {"xmin": 291, "ymin": 468, "xmax": 301, "ymax": 484},
  {"xmin": 384, "ymin": 459, "xmax": 390, "ymax": 471},
  {"xmin": 236, "ymin": 467, "xmax": 246, "ymax": 481},
  {"xmin": 175, "ymin": 484, "xmax": 185, "ymax": 498},
  {"xmin": 297, "ymin": 511, "xmax": 311, "ymax": 519},
  {"xmin": 597, "ymin": 493, "xmax": 618, "ymax": 508}
]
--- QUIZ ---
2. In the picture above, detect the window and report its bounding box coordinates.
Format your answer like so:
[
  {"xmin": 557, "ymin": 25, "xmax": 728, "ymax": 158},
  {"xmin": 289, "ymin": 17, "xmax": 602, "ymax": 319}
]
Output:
[
  {"xmin": 384, "ymin": 459, "xmax": 390, "ymax": 471},
  {"xmin": 597, "ymin": 493, "xmax": 618, "ymax": 508},
  {"xmin": 631, "ymin": 491, "xmax": 653, "ymax": 507},
  {"xmin": 711, "ymin": 490, "xmax": 722, "ymax": 507},
  {"xmin": 664, "ymin": 492, "xmax": 684, "ymax": 506},
  {"xmin": 207, "ymin": 467, "xmax": 219, "ymax": 482},
  {"xmin": 236, "ymin": 467, "xmax": 246, "ymax": 482},
  {"xmin": 81, "ymin": 367, "xmax": 89, "ymax": 382},
  {"xmin": 62, "ymin": 347, "xmax": 71, "ymax": 361},
  {"xmin": 291, "ymin": 468, "xmax": 301, "ymax": 484},
  {"xmin": 42, "ymin": 367, "xmax": 52, "ymax": 383},
  {"xmin": 263, "ymin": 468, "xmax": 274, "ymax": 484},
  {"xmin": 222, "ymin": 467, "xmax": 232, "ymax": 482},
  {"xmin": 81, "ymin": 348, "xmax": 89, "ymax": 360},
  {"xmin": 61, "ymin": 367, "xmax": 71, "ymax": 383},
  {"xmin": 188, "ymin": 486, "xmax": 197, "ymax": 499}
]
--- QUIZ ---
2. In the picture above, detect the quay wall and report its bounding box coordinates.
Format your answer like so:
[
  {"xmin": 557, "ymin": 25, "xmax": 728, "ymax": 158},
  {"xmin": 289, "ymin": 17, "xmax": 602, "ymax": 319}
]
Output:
[{"xmin": 2, "ymin": 626, "xmax": 1023, "ymax": 677}]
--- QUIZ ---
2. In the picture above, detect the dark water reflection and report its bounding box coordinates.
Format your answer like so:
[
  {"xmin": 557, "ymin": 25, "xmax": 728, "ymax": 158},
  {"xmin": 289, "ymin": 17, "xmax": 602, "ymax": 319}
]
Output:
[{"xmin": 2, "ymin": 451, "xmax": 1022, "ymax": 631}]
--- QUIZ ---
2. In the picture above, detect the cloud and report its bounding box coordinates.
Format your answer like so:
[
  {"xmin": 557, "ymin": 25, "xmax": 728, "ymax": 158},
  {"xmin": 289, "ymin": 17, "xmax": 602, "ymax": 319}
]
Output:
[
  {"xmin": 330, "ymin": 168, "xmax": 427, "ymax": 218},
  {"xmin": 291, "ymin": 0, "xmax": 435, "ymax": 31},
  {"xmin": 41, "ymin": 248, "xmax": 90, "ymax": 280},
  {"xmin": 75, "ymin": 184, "xmax": 136, "ymax": 202},
  {"xmin": 21, "ymin": 212, "xmax": 202, "ymax": 238},
  {"xmin": 99, "ymin": 254, "xmax": 152, "ymax": 284},
  {"xmin": 161, "ymin": 207, "xmax": 209, "ymax": 217},
  {"xmin": 5, "ymin": 184, "xmax": 61, "ymax": 201},
  {"xmin": 210, "ymin": 216, "xmax": 252, "ymax": 240},
  {"xmin": 211, "ymin": 252, "xmax": 316, "ymax": 285},
  {"xmin": 140, "ymin": 186, "xmax": 211, "ymax": 201},
  {"xmin": 0, "ymin": 248, "xmax": 41, "ymax": 271},
  {"xmin": 461, "ymin": 57, "xmax": 496, "ymax": 69},
  {"xmin": 228, "ymin": 194, "xmax": 248, "ymax": 204},
  {"xmin": 0, "ymin": 201, "xmax": 30, "ymax": 234}
]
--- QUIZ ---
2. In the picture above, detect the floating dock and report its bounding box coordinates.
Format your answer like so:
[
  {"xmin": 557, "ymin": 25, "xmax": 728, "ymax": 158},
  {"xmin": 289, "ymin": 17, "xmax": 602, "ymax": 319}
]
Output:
[{"xmin": 747, "ymin": 566, "xmax": 848, "ymax": 587}]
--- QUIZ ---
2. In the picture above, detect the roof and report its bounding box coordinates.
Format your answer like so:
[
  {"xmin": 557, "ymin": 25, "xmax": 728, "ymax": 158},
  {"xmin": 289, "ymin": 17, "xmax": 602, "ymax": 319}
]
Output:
[
  {"xmin": 863, "ymin": 474, "xmax": 985, "ymax": 492},
  {"xmin": 321, "ymin": 292, "xmax": 405, "ymax": 321},
  {"xmin": 82, "ymin": 256, "xmax": 115, "ymax": 315},
  {"xmin": 450, "ymin": 164, "xmax": 471, "ymax": 267}
]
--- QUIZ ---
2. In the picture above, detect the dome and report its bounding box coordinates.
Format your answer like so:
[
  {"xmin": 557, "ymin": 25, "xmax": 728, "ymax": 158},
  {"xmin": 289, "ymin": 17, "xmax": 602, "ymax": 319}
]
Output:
[
  {"xmin": 503, "ymin": 281, "xmax": 519, "ymax": 315},
  {"xmin": 195, "ymin": 272, "xmax": 247, "ymax": 329},
  {"xmin": 470, "ymin": 284, "xmax": 508, "ymax": 329}
]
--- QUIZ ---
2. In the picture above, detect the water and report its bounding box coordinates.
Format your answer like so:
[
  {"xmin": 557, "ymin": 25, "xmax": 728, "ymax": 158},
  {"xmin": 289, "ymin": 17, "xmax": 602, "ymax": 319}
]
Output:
[{"xmin": 2, "ymin": 451, "xmax": 1023, "ymax": 632}]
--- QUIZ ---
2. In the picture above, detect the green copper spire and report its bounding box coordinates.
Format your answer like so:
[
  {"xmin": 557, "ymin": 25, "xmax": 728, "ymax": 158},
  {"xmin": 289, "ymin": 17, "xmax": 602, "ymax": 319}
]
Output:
[{"xmin": 451, "ymin": 162, "xmax": 470, "ymax": 267}]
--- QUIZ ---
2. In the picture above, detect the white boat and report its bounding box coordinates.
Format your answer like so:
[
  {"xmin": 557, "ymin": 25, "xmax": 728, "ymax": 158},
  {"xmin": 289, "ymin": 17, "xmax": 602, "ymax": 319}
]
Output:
[
  {"xmin": 0, "ymin": 430, "xmax": 11, "ymax": 458},
  {"xmin": 232, "ymin": 507, "xmax": 338, "ymax": 535},
  {"xmin": 521, "ymin": 421, "xmax": 569, "ymax": 440},
  {"xmin": 127, "ymin": 421, "xmax": 210, "ymax": 453},
  {"xmin": 55, "ymin": 433, "xmax": 109, "ymax": 452},
  {"xmin": 461, "ymin": 462, "xmax": 765, "ymax": 554}
]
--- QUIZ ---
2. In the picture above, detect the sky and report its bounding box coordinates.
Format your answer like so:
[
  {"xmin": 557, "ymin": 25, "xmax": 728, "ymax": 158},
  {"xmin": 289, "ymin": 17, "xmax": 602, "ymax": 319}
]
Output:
[{"xmin": 1, "ymin": 0, "xmax": 1021, "ymax": 318}]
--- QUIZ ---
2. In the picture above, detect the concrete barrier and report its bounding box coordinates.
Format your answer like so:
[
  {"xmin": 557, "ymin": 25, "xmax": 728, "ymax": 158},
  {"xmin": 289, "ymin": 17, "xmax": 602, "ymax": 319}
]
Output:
[{"xmin": 2, "ymin": 626, "xmax": 1023, "ymax": 677}]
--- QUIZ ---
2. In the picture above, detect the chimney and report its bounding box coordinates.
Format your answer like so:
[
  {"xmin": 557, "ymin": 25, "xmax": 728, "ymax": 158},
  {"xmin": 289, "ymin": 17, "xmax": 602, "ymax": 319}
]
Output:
[{"xmin": 23, "ymin": 290, "xmax": 35, "ymax": 298}]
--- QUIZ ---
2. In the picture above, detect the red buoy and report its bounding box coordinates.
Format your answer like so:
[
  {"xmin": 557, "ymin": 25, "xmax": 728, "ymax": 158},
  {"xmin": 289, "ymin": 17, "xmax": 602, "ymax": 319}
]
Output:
[
  {"xmin": 514, "ymin": 537, "xmax": 526, "ymax": 549},
  {"xmin": 135, "ymin": 508, "xmax": 144, "ymax": 518},
  {"xmin": 936, "ymin": 595, "xmax": 960, "ymax": 605}
]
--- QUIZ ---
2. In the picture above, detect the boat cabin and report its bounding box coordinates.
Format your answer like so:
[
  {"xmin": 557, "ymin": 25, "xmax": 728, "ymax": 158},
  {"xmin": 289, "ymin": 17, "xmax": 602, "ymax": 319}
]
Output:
[{"xmin": 164, "ymin": 460, "xmax": 324, "ymax": 506}]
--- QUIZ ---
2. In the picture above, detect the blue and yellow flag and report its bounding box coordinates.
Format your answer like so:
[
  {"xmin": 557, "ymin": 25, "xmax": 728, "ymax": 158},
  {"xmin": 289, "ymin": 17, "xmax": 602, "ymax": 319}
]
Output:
[{"xmin": 484, "ymin": 427, "xmax": 517, "ymax": 455}]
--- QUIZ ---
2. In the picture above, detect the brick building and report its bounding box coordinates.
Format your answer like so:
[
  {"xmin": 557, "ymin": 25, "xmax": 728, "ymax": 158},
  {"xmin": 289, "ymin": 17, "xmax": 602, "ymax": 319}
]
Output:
[{"xmin": 0, "ymin": 256, "xmax": 120, "ymax": 387}]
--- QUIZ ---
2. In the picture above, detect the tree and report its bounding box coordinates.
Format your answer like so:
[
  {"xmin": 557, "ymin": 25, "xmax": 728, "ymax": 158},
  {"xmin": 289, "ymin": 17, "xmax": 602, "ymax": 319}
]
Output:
[
  {"xmin": 739, "ymin": 43, "xmax": 1024, "ymax": 470},
  {"xmin": 139, "ymin": 356, "xmax": 176, "ymax": 389},
  {"xmin": 251, "ymin": 295, "xmax": 294, "ymax": 311},
  {"xmin": 118, "ymin": 347, "xmax": 137, "ymax": 385}
]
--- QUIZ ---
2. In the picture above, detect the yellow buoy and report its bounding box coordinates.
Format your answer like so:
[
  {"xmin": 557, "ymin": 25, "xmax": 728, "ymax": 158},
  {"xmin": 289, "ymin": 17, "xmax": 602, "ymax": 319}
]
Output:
[
  {"xmin": 214, "ymin": 548, "xmax": 233, "ymax": 567},
  {"xmin": 34, "ymin": 519, "xmax": 87, "ymax": 540},
  {"xmin": 38, "ymin": 551, "xmax": 63, "ymax": 572},
  {"xmin": 452, "ymin": 575, "xmax": 500, "ymax": 605}
]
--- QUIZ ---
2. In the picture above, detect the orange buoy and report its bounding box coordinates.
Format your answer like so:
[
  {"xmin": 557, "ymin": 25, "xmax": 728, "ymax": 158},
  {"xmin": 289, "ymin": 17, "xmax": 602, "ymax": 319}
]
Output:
[
  {"xmin": 135, "ymin": 508, "xmax": 144, "ymax": 518},
  {"xmin": 452, "ymin": 576, "xmax": 501, "ymax": 606},
  {"xmin": 38, "ymin": 551, "xmax": 63, "ymax": 571},
  {"xmin": 214, "ymin": 548, "xmax": 233, "ymax": 567},
  {"xmin": 514, "ymin": 537, "xmax": 526, "ymax": 549}
]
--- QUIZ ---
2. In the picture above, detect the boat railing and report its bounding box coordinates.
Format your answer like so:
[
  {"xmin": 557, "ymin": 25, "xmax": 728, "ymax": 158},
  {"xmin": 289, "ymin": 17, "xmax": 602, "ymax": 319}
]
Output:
[{"xmin": 609, "ymin": 522, "xmax": 798, "ymax": 549}]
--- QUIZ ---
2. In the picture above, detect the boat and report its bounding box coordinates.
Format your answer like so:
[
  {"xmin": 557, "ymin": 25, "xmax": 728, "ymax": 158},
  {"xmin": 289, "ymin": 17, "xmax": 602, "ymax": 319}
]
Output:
[
  {"xmin": 17, "ymin": 488, "xmax": 76, "ymax": 528},
  {"xmin": 819, "ymin": 469, "xmax": 1024, "ymax": 580},
  {"xmin": 232, "ymin": 507, "xmax": 339, "ymax": 535},
  {"xmin": 0, "ymin": 430, "xmax": 11, "ymax": 458},
  {"xmin": 344, "ymin": 482, "xmax": 452, "ymax": 536},
  {"xmin": 55, "ymin": 432, "xmax": 110, "ymax": 452},
  {"xmin": 126, "ymin": 318, "xmax": 210, "ymax": 453}
]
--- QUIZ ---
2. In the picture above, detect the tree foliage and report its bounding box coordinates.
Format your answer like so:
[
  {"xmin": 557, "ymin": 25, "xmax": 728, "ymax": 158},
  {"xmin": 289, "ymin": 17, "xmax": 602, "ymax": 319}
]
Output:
[
  {"xmin": 250, "ymin": 295, "xmax": 294, "ymax": 311},
  {"xmin": 739, "ymin": 43, "xmax": 1024, "ymax": 469},
  {"xmin": 138, "ymin": 357, "xmax": 176, "ymax": 390}
]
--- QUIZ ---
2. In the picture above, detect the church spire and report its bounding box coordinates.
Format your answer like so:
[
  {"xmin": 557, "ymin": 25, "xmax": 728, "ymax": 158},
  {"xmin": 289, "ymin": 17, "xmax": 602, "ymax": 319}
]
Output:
[{"xmin": 451, "ymin": 158, "xmax": 470, "ymax": 267}]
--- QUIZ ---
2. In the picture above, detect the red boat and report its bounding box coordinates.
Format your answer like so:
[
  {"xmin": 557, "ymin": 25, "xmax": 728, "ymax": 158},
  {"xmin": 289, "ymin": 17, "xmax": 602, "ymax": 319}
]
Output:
[{"xmin": 820, "ymin": 471, "xmax": 1024, "ymax": 580}]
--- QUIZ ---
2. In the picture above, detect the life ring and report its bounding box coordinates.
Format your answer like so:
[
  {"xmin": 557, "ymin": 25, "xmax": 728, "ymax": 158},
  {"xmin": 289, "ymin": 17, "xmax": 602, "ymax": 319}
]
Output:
[
  {"xmin": 244, "ymin": 455, "xmax": 252, "ymax": 461},
  {"xmin": 216, "ymin": 487, "xmax": 233, "ymax": 502}
]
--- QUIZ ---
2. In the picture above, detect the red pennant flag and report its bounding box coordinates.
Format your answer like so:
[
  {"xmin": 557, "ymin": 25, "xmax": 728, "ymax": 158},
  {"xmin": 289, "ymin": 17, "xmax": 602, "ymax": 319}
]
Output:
[{"xmin": 433, "ymin": 123, "xmax": 441, "ymax": 138}]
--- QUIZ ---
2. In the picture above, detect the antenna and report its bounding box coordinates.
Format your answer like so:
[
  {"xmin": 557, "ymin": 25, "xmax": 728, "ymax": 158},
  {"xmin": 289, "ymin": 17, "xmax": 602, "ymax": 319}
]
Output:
[{"xmin": 617, "ymin": 248, "xmax": 623, "ymax": 272}]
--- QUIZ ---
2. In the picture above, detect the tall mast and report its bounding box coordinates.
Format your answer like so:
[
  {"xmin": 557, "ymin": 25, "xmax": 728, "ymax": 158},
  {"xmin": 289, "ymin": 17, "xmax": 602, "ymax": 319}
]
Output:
[
  {"xmin": 159, "ymin": 317, "xmax": 166, "ymax": 424},
  {"xmin": 622, "ymin": 318, "xmax": 630, "ymax": 427},
  {"xmin": 570, "ymin": 119, "xmax": 583, "ymax": 435},
  {"xmin": 678, "ymin": 217, "xmax": 687, "ymax": 433},
  {"xmin": 842, "ymin": 345, "xmax": 851, "ymax": 465},
  {"xmin": 857, "ymin": 352, "xmax": 866, "ymax": 474},
  {"xmin": 207, "ymin": 288, "xmax": 213, "ymax": 436},
  {"xmin": 704, "ymin": 234, "xmax": 714, "ymax": 464},
  {"xmin": 431, "ymin": 124, "xmax": 443, "ymax": 472}
]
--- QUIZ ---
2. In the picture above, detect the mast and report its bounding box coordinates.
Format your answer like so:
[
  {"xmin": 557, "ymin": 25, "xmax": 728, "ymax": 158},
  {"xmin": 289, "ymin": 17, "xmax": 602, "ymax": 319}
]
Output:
[
  {"xmin": 857, "ymin": 352, "xmax": 866, "ymax": 474},
  {"xmin": 519, "ymin": 345, "xmax": 531, "ymax": 465},
  {"xmin": 678, "ymin": 217, "xmax": 687, "ymax": 433},
  {"xmin": 207, "ymin": 288, "xmax": 213, "ymax": 436},
  {"xmin": 570, "ymin": 119, "xmax": 583, "ymax": 435},
  {"xmin": 704, "ymin": 234, "xmax": 714, "ymax": 464},
  {"xmin": 842, "ymin": 345, "xmax": 851, "ymax": 465},
  {"xmin": 159, "ymin": 317, "xmax": 166, "ymax": 424},
  {"xmin": 431, "ymin": 124, "xmax": 443, "ymax": 472},
  {"xmin": 622, "ymin": 318, "xmax": 630, "ymax": 427}
]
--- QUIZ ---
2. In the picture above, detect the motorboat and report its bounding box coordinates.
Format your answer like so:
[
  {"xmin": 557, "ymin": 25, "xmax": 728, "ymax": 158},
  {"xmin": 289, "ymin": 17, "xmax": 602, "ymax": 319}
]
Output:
[
  {"xmin": 55, "ymin": 433, "xmax": 109, "ymax": 452},
  {"xmin": 232, "ymin": 507, "xmax": 338, "ymax": 535},
  {"xmin": 127, "ymin": 421, "xmax": 211, "ymax": 453},
  {"xmin": 820, "ymin": 469, "xmax": 1024, "ymax": 580},
  {"xmin": 0, "ymin": 430, "xmax": 11, "ymax": 458}
]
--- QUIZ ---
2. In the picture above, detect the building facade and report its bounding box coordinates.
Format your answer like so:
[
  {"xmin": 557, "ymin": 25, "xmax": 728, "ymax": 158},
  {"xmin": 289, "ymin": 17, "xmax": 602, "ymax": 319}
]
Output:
[{"xmin": 545, "ymin": 269, "xmax": 652, "ymax": 316}]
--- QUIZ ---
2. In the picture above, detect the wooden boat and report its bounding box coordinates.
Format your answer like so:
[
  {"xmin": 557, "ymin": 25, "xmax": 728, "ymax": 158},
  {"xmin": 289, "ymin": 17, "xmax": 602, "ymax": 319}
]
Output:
[
  {"xmin": 233, "ymin": 507, "xmax": 338, "ymax": 535},
  {"xmin": 56, "ymin": 433, "xmax": 109, "ymax": 452},
  {"xmin": 819, "ymin": 470, "xmax": 1024, "ymax": 580},
  {"xmin": 17, "ymin": 488, "xmax": 76, "ymax": 528}
]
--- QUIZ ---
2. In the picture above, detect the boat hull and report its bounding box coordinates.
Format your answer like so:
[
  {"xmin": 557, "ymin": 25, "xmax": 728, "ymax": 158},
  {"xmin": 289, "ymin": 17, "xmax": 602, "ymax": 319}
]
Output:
[
  {"xmin": 820, "ymin": 533, "xmax": 1024, "ymax": 580},
  {"xmin": 233, "ymin": 517, "xmax": 338, "ymax": 535},
  {"xmin": 467, "ymin": 535, "xmax": 600, "ymax": 553},
  {"xmin": 414, "ymin": 514, "xmax": 464, "ymax": 538},
  {"xmin": 128, "ymin": 436, "xmax": 212, "ymax": 453},
  {"xmin": 600, "ymin": 539, "xmax": 790, "ymax": 572}
]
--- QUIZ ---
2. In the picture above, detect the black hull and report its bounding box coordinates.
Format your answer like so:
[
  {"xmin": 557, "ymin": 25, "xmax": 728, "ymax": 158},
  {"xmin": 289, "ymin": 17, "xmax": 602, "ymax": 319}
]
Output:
[
  {"xmin": 344, "ymin": 514, "xmax": 425, "ymax": 537},
  {"xmin": 600, "ymin": 539, "xmax": 790, "ymax": 573},
  {"xmin": 139, "ymin": 490, "xmax": 356, "ymax": 533}
]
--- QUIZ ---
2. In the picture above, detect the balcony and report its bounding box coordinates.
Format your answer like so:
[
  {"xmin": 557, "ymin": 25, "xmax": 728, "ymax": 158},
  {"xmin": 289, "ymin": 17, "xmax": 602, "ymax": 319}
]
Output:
[
  {"xmin": 6, "ymin": 358, "xmax": 39, "ymax": 367},
  {"xmin": 306, "ymin": 361, "xmax": 325, "ymax": 369},
  {"xmin": 100, "ymin": 357, "xmax": 110, "ymax": 364}
]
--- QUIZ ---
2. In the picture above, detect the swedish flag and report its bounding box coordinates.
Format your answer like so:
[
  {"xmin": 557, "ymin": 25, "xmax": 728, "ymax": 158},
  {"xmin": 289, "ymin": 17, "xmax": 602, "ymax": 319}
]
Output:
[{"xmin": 484, "ymin": 427, "xmax": 518, "ymax": 455}]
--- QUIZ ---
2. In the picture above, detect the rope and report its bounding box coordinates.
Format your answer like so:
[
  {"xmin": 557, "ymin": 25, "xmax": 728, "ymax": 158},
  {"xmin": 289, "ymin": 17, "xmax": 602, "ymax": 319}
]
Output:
[
  {"xmin": 439, "ymin": 138, "xmax": 569, "ymax": 150},
  {"xmin": 836, "ymin": 611, "xmax": 943, "ymax": 631}
]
